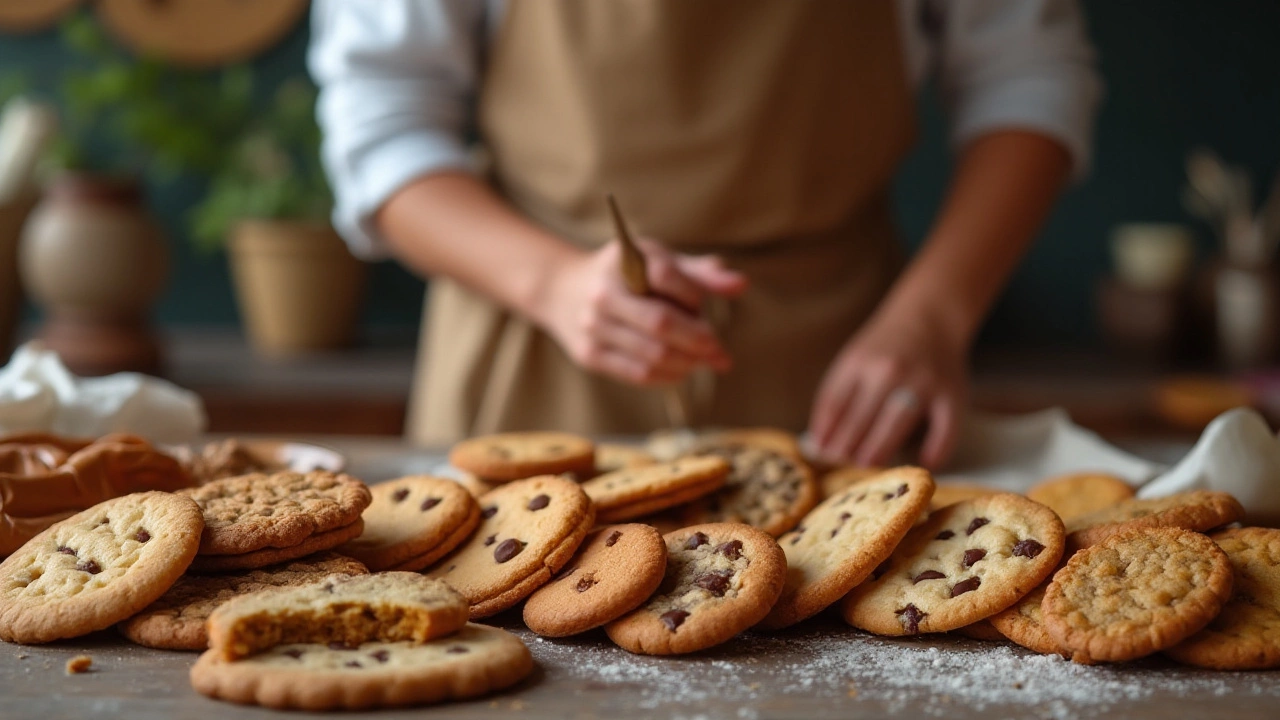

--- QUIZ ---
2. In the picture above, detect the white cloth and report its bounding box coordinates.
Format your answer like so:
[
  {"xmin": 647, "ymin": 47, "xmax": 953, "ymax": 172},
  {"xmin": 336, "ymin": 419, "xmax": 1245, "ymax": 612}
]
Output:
[
  {"xmin": 0, "ymin": 342, "xmax": 207, "ymax": 445},
  {"xmin": 309, "ymin": 0, "xmax": 1103, "ymax": 258}
]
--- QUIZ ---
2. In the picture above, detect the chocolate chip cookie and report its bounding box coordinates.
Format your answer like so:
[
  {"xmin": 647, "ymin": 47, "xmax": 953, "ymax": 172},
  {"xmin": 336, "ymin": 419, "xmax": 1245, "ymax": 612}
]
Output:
[
  {"xmin": 841, "ymin": 494, "xmax": 1064, "ymax": 636},
  {"xmin": 429, "ymin": 475, "xmax": 594, "ymax": 618},
  {"xmin": 0, "ymin": 491, "xmax": 204, "ymax": 644},
  {"xmin": 523, "ymin": 524, "xmax": 667, "ymax": 637},
  {"xmin": 581, "ymin": 456, "xmax": 730, "ymax": 524},
  {"xmin": 449, "ymin": 432, "xmax": 595, "ymax": 483},
  {"xmin": 1065, "ymin": 490, "xmax": 1244, "ymax": 552},
  {"xmin": 1027, "ymin": 472, "xmax": 1134, "ymax": 523},
  {"xmin": 679, "ymin": 445, "xmax": 818, "ymax": 537},
  {"xmin": 1042, "ymin": 527, "xmax": 1233, "ymax": 664},
  {"xmin": 605, "ymin": 523, "xmax": 786, "ymax": 655},
  {"xmin": 929, "ymin": 483, "xmax": 1001, "ymax": 512},
  {"xmin": 593, "ymin": 444, "xmax": 656, "ymax": 475},
  {"xmin": 760, "ymin": 467, "xmax": 935, "ymax": 629},
  {"xmin": 188, "ymin": 520, "xmax": 366, "ymax": 573},
  {"xmin": 987, "ymin": 581, "xmax": 1067, "ymax": 656},
  {"xmin": 337, "ymin": 476, "xmax": 480, "ymax": 572}
]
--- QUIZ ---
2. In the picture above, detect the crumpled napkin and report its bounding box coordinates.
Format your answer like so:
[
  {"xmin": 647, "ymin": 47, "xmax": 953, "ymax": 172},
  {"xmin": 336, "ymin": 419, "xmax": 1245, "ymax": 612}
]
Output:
[{"xmin": 0, "ymin": 342, "xmax": 206, "ymax": 445}]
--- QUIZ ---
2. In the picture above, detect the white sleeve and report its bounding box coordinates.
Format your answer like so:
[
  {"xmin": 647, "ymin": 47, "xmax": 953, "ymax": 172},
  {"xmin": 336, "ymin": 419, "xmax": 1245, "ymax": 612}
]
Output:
[
  {"xmin": 308, "ymin": 0, "xmax": 488, "ymax": 258},
  {"xmin": 929, "ymin": 0, "xmax": 1103, "ymax": 179}
]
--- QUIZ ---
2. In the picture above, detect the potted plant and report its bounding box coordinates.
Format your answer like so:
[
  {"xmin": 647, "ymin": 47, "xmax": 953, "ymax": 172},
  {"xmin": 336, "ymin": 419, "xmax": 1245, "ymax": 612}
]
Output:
[{"xmin": 190, "ymin": 79, "xmax": 366, "ymax": 357}]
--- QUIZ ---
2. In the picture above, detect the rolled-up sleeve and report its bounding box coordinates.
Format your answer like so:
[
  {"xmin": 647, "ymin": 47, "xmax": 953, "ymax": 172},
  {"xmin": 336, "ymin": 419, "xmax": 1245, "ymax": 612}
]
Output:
[
  {"xmin": 931, "ymin": 0, "xmax": 1102, "ymax": 179},
  {"xmin": 309, "ymin": 0, "xmax": 487, "ymax": 258}
]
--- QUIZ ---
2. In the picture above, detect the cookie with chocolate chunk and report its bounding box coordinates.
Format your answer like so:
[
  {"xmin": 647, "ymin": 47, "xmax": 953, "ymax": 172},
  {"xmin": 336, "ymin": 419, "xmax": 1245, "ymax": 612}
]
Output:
[
  {"xmin": 1042, "ymin": 527, "xmax": 1232, "ymax": 664},
  {"xmin": 581, "ymin": 457, "xmax": 730, "ymax": 524},
  {"xmin": 678, "ymin": 445, "xmax": 818, "ymax": 537},
  {"xmin": 1065, "ymin": 490, "xmax": 1244, "ymax": 552},
  {"xmin": 760, "ymin": 467, "xmax": 934, "ymax": 629},
  {"xmin": 605, "ymin": 523, "xmax": 786, "ymax": 655},
  {"xmin": 428, "ymin": 475, "xmax": 594, "ymax": 618},
  {"xmin": 929, "ymin": 483, "xmax": 1001, "ymax": 512},
  {"xmin": 449, "ymin": 432, "xmax": 595, "ymax": 483},
  {"xmin": 337, "ymin": 476, "xmax": 480, "ymax": 572},
  {"xmin": 841, "ymin": 494, "xmax": 1064, "ymax": 636},
  {"xmin": 1027, "ymin": 472, "xmax": 1134, "ymax": 523},
  {"xmin": 523, "ymin": 524, "xmax": 667, "ymax": 637}
]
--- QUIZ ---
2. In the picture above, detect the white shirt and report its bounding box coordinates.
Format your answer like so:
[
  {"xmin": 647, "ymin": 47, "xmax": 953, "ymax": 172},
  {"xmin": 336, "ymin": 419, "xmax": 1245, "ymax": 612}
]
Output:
[{"xmin": 309, "ymin": 0, "xmax": 1102, "ymax": 259}]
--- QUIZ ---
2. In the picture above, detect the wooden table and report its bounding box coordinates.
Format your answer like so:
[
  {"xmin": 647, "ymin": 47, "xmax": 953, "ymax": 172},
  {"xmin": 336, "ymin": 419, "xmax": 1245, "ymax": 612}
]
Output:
[{"xmin": 1, "ymin": 437, "xmax": 1275, "ymax": 720}]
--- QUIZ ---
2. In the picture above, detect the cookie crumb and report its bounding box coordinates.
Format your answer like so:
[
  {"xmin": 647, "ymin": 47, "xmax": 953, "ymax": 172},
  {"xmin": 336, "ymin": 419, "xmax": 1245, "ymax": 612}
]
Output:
[
  {"xmin": 16, "ymin": 654, "xmax": 28, "ymax": 660},
  {"xmin": 65, "ymin": 655, "xmax": 93, "ymax": 674}
]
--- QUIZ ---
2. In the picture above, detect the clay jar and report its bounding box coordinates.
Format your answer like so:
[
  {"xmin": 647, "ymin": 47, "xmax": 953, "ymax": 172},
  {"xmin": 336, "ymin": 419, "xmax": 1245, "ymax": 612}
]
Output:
[{"xmin": 18, "ymin": 173, "xmax": 167, "ymax": 375}]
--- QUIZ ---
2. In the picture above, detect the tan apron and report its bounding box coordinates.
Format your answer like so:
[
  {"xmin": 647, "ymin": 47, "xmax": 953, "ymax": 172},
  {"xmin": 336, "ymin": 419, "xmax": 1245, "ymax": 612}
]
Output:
[{"xmin": 408, "ymin": 0, "xmax": 916, "ymax": 445}]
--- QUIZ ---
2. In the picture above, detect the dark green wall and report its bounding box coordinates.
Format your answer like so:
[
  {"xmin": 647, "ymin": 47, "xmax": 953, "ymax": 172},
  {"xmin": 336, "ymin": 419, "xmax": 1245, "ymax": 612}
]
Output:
[{"xmin": 4, "ymin": 1, "xmax": 1279, "ymax": 345}]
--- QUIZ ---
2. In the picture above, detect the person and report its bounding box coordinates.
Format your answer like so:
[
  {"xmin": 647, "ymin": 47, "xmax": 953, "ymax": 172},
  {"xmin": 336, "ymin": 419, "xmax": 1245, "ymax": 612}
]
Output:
[{"xmin": 309, "ymin": 0, "xmax": 1101, "ymax": 469}]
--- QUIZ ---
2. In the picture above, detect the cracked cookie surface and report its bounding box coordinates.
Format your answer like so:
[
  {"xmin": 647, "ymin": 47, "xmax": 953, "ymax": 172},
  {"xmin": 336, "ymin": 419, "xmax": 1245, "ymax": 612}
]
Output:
[
  {"xmin": 988, "ymin": 581, "xmax": 1067, "ymax": 656},
  {"xmin": 1065, "ymin": 490, "xmax": 1243, "ymax": 552},
  {"xmin": 582, "ymin": 457, "xmax": 729, "ymax": 523},
  {"xmin": 678, "ymin": 445, "xmax": 818, "ymax": 537},
  {"xmin": 337, "ymin": 476, "xmax": 479, "ymax": 571},
  {"xmin": 449, "ymin": 432, "xmax": 594, "ymax": 483}
]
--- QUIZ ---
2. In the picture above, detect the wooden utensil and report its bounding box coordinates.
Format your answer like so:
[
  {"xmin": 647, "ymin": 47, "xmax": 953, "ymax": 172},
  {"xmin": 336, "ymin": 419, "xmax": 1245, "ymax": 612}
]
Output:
[{"xmin": 605, "ymin": 193, "xmax": 692, "ymax": 429}]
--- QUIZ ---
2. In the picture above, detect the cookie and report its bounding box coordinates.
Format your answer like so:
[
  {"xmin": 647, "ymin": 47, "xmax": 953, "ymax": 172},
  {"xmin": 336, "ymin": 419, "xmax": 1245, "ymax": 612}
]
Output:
[
  {"xmin": 1027, "ymin": 472, "xmax": 1134, "ymax": 523},
  {"xmin": 188, "ymin": 520, "xmax": 365, "ymax": 573},
  {"xmin": 0, "ymin": 491, "xmax": 203, "ymax": 644},
  {"xmin": 207, "ymin": 572, "xmax": 469, "ymax": 661},
  {"xmin": 181, "ymin": 471, "xmax": 371, "ymax": 556},
  {"xmin": 119, "ymin": 553, "xmax": 369, "ymax": 651},
  {"xmin": 523, "ymin": 524, "xmax": 667, "ymax": 637},
  {"xmin": 190, "ymin": 623, "xmax": 533, "ymax": 711},
  {"xmin": 818, "ymin": 465, "xmax": 881, "ymax": 500},
  {"xmin": 987, "ymin": 581, "xmax": 1067, "ymax": 656},
  {"xmin": 760, "ymin": 467, "xmax": 935, "ymax": 629},
  {"xmin": 605, "ymin": 523, "xmax": 786, "ymax": 655},
  {"xmin": 1065, "ymin": 490, "xmax": 1244, "ymax": 552},
  {"xmin": 930, "ymin": 483, "xmax": 1001, "ymax": 511},
  {"xmin": 697, "ymin": 427, "xmax": 805, "ymax": 461},
  {"xmin": 582, "ymin": 457, "xmax": 730, "ymax": 524},
  {"xmin": 679, "ymin": 445, "xmax": 818, "ymax": 537},
  {"xmin": 336, "ymin": 476, "xmax": 480, "ymax": 571},
  {"xmin": 1165, "ymin": 527, "xmax": 1280, "ymax": 670},
  {"xmin": 841, "ymin": 494, "xmax": 1064, "ymax": 636},
  {"xmin": 448, "ymin": 432, "xmax": 595, "ymax": 483},
  {"xmin": 1042, "ymin": 526, "xmax": 1233, "ymax": 664},
  {"xmin": 594, "ymin": 444, "xmax": 656, "ymax": 475},
  {"xmin": 429, "ymin": 475, "xmax": 594, "ymax": 618}
]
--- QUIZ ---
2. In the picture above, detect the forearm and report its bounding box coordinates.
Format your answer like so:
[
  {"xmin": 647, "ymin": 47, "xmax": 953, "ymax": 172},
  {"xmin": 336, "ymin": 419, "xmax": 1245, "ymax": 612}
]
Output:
[
  {"xmin": 876, "ymin": 130, "xmax": 1072, "ymax": 348},
  {"xmin": 375, "ymin": 171, "xmax": 581, "ymax": 324}
]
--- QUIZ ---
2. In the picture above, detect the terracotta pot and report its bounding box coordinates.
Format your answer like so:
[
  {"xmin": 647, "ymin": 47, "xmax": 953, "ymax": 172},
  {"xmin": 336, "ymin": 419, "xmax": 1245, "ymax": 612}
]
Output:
[
  {"xmin": 229, "ymin": 220, "xmax": 366, "ymax": 356},
  {"xmin": 0, "ymin": 192, "xmax": 38, "ymax": 359},
  {"xmin": 18, "ymin": 173, "xmax": 167, "ymax": 375}
]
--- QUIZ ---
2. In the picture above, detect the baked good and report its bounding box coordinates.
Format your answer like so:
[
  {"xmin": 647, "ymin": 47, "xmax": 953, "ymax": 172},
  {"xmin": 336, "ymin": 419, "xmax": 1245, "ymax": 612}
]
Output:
[
  {"xmin": 1042, "ymin": 527, "xmax": 1233, "ymax": 664},
  {"xmin": 818, "ymin": 465, "xmax": 881, "ymax": 500},
  {"xmin": 1027, "ymin": 472, "xmax": 1134, "ymax": 523},
  {"xmin": 593, "ymin": 444, "xmax": 656, "ymax": 474},
  {"xmin": 187, "ymin": 520, "xmax": 365, "ymax": 573},
  {"xmin": 987, "ymin": 581, "xmax": 1067, "ymax": 656},
  {"xmin": 1065, "ymin": 490, "xmax": 1244, "ymax": 552},
  {"xmin": 448, "ymin": 432, "xmax": 595, "ymax": 483},
  {"xmin": 605, "ymin": 523, "xmax": 786, "ymax": 655},
  {"xmin": 929, "ymin": 483, "xmax": 1001, "ymax": 511},
  {"xmin": 523, "ymin": 524, "xmax": 667, "ymax": 637},
  {"xmin": 954, "ymin": 620, "xmax": 1007, "ymax": 643},
  {"xmin": 679, "ymin": 445, "xmax": 818, "ymax": 537},
  {"xmin": 581, "ymin": 457, "xmax": 729, "ymax": 524},
  {"xmin": 0, "ymin": 491, "xmax": 203, "ymax": 643},
  {"xmin": 337, "ymin": 476, "xmax": 480, "ymax": 571}
]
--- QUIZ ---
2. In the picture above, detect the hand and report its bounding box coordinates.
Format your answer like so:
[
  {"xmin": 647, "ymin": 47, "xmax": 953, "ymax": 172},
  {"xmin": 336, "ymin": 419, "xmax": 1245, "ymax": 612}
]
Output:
[
  {"xmin": 808, "ymin": 307, "xmax": 968, "ymax": 470},
  {"xmin": 536, "ymin": 240, "xmax": 747, "ymax": 386}
]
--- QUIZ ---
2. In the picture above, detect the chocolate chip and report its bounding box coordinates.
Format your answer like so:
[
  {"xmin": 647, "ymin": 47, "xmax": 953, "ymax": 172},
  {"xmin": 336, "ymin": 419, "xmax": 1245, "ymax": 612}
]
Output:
[
  {"xmin": 484, "ymin": 534, "xmax": 497, "ymax": 546},
  {"xmin": 369, "ymin": 650, "xmax": 390, "ymax": 663},
  {"xmin": 494, "ymin": 538, "xmax": 524, "ymax": 563},
  {"xmin": 896, "ymin": 604, "xmax": 926, "ymax": 635},
  {"xmin": 1012, "ymin": 539, "xmax": 1045, "ymax": 558},
  {"xmin": 481, "ymin": 506, "xmax": 498, "ymax": 519},
  {"xmin": 527, "ymin": 494, "xmax": 550, "ymax": 511},
  {"xmin": 951, "ymin": 577, "xmax": 981, "ymax": 597},
  {"xmin": 912, "ymin": 570, "xmax": 946, "ymax": 583},
  {"xmin": 134, "ymin": 530, "xmax": 150, "ymax": 543},
  {"xmin": 76, "ymin": 560, "xmax": 101, "ymax": 574},
  {"xmin": 830, "ymin": 511, "xmax": 853, "ymax": 538},
  {"xmin": 694, "ymin": 570, "xmax": 732, "ymax": 596},
  {"xmin": 392, "ymin": 488, "xmax": 410, "ymax": 503},
  {"xmin": 362, "ymin": 607, "xmax": 378, "ymax": 621},
  {"xmin": 324, "ymin": 583, "xmax": 335, "ymax": 593},
  {"xmin": 790, "ymin": 535, "xmax": 802, "ymax": 546},
  {"xmin": 895, "ymin": 484, "xmax": 909, "ymax": 497},
  {"xmin": 856, "ymin": 493, "xmax": 868, "ymax": 503},
  {"xmin": 966, "ymin": 518, "xmax": 989, "ymax": 536},
  {"xmin": 421, "ymin": 497, "xmax": 441, "ymax": 511},
  {"xmin": 446, "ymin": 646, "xmax": 469, "ymax": 654},
  {"xmin": 575, "ymin": 577, "xmax": 595, "ymax": 593},
  {"xmin": 56, "ymin": 546, "xmax": 76, "ymax": 556},
  {"xmin": 660, "ymin": 609, "xmax": 689, "ymax": 632},
  {"xmin": 283, "ymin": 649, "xmax": 304, "ymax": 659},
  {"xmin": 605, "ymin": 530, "xmax": 622, "ymax": 547},
  {"xmin": 936, "ymin": 530, "xmax": 955, "ymax": 541},
  {"xmin": 962, "ymin": 549, "xmax": 987, "ymax": 567},
  {"xmin": 685, "ymin": 532, "xmax": 709, "ymax": 550},
  {"xmin": 716, "ymin": 540, "xmax": 743, "ymax": 560},
  {"xmin": 328, "ymin": 642, "xmax": 355, "ymax": 651},
  {"xmin": 344, "ymin": 661, "xmax": 362, "ymax": 668}
]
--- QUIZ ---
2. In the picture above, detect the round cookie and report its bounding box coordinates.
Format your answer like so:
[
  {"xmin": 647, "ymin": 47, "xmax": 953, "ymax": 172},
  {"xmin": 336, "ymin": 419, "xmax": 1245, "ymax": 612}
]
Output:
[
  {"xmin": 190, "ymin": 623, "xmax": 533, "ymax": 711},
  {"xmin": 1027, "ymin": 472, "xmax": 1134, "ymax": 523},
  {"xmin": 605, "ymin": 523, "xmax": 786, "ymax": 655},
  {"xmin": 0, "ymin": 491, "xmax": 204, "ymax": 644},
  {"xmin": 841, "ymin": 494, "xmax": 1064, "ymax": 636},
  {"xmin": 697, "ymin": 427, "xmax": 804, "ymax": 460},
  {"xmin": 818, "ymin": 465, "xmax": 882, "ymax": 501},
  {"xmin": 429, "ymin": 475, "xmax": 594, "ymax": 618},
  {"xmin": 930, "ymin": 483, "xmax": 1001, "ymax": 511},
  {"xmin": 760, "ymin": 467, "xmax": 935, "ymax": 629},
  {"xmin": 449, "ymin": 432, "xmax": 595, "ymax": 483},
  {"xmin": 1043, "ymin": 527, "xmax": 1233, "ymax": 664},
  {"xmin": 1165, "ymin": 527, "xmax": 1280, "ymax": 670},
  {"xmin": 182, "ymin": 471, "xmax": 372, "ymax": 556},
  {"xmin": 120, "ymin": 552, "xmax": 368, "ymax": 651},
  {"xmin": 1065, "ymin": 490, "xmax": 1244, "ymax": 552},
  {"xmin": 679, "ymin": 445, "xmax": 819, "ymax": 537},
  {"xmin": 207, "ymin": 573, "xmax": 469, "ymax": 661},
  {"xmin": 523, "ymin": 524, "xmax": 667, "ymax": 637},
  {"xmin": 337, "ymin": 476, "xmax": 480, "ymax": 571},
  {"xmin": 988, "ymin": 581, "xmax": 1067, "ymax": 656},
  {"xmin": 594, "ymin": 444, "xmax": 656, "ymax": 475},
  {"xmin": 582, "ymin": 457, "xmax": 730, "ymax": 524},
  {"xmin": 188, "ymin": 519, "xmax": 365, "ymax": 573}
]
